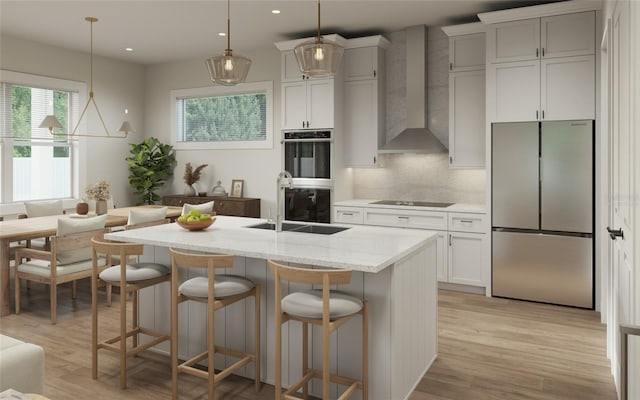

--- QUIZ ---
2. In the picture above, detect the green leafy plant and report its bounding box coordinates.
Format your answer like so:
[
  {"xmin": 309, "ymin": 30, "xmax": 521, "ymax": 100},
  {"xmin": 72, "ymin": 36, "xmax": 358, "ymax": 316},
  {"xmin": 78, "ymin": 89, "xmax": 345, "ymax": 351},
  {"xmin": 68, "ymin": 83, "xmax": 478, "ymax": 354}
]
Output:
[{"xmin": 126, "ymin": 137, "xmax": 176, "ymax": 205}]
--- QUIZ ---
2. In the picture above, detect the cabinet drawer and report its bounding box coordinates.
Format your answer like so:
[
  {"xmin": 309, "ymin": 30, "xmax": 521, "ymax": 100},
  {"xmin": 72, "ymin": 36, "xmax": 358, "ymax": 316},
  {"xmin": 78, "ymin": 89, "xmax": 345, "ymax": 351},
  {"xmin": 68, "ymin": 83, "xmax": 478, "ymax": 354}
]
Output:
[
  {"xmin": 334, "ymin": 207, "xmax": 364, "ymax": 224},
  {"xmin": 448, "ymin": 212, "xmax": 486, "ymax": 233},
  {"xmin": 363, "ymin": 208, "xmax": 447, "ymax": 230}
]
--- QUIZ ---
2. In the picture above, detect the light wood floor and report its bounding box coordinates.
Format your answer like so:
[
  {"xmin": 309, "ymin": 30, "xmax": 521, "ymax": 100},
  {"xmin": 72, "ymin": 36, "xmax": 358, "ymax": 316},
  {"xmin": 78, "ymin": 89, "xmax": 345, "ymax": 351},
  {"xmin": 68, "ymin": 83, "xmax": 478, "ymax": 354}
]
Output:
[{"xmin": 0, "ymin": 281, "xmax": 617, "ymax": 400}]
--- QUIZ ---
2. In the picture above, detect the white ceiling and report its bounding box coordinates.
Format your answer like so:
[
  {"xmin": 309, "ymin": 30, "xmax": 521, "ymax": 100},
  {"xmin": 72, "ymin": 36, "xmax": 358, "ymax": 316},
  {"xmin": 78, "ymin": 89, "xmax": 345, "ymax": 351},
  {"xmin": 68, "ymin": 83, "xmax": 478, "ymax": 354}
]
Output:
[{"xmin": 1, "ymin": 0, "xmax": 562, "ymax": 65}]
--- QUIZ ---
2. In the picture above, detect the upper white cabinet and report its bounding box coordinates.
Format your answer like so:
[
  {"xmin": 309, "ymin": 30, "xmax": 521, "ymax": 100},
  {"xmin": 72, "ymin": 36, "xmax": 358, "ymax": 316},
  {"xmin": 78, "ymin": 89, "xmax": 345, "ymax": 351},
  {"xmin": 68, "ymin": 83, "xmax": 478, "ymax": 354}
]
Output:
[
  {"xmin": 342, "ymin": 36, "xmax": 389, "ymax": 167},
  {"xmin": 483, "ymin": 10, "xmax": 597, "ymax": 122},
  {"xmin": 449, "ymin": 33, "xmax": 486, "ymax": 71},
  {"xmin": 281, "ymin": 78, "xmax": 334, "ymax": 130},
  {"xmin": 442, "ymin": 23, "xmax": 486, "ymax": 168},
  {"xmin": 281, "ymin": 50, "xmax": 305, "ymax": 82},
  {"xmin": 487, "ymin": 12, "xmax": 595, "ymax": 63}
]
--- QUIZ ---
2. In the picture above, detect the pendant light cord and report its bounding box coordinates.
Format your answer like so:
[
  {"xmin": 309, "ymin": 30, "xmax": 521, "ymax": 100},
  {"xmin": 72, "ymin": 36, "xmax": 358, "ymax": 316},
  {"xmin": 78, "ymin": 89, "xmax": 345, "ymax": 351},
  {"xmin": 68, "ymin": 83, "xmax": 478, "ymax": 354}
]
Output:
[
  {"xmin": 317, "ymin": 0, "xmax": 321, "ymax": 39},
  {"xmin": 89, "ymin": 18, "xmax": 94, "ymax": 96},
  {"xmin": 227, "ymin": 0, "xmax": 231, "ymax": 52}
]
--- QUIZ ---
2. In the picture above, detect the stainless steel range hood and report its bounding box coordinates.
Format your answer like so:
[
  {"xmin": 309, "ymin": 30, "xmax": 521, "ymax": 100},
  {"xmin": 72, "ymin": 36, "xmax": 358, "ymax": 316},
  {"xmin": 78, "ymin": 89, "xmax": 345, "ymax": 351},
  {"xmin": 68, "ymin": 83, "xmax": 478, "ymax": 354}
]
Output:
[{"xmin": 378, "ymin": 25, "xmax": 446, "ymax": 154}]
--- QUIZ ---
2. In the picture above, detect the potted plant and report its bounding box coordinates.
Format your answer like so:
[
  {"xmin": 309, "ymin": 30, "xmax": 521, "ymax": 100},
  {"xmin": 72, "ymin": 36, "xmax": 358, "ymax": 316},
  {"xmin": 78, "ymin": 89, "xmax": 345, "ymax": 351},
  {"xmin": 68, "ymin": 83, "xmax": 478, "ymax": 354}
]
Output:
[
  {"xmin": 126, "ymin": 137, "xmax": 176, "ymax": 205},
  {"xmin": 183, "ymin": 162, "xmax": 208, "ymax": 195}
]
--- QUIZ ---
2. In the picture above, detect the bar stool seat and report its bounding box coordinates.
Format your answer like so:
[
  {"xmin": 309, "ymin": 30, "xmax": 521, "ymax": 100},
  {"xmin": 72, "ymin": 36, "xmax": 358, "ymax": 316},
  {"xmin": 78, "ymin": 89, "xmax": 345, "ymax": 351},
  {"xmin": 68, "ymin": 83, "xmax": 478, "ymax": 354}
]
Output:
[
  {"xmin": 282, "ymin": 290, "xmax": 363, "ymax": 319},
  {"xmin": 179, "ymin": 275, "xmax": 254, "ymax": 298},
  {"xmin": 99, "ymin": 262, "xmax": 169, "ymax": 283}
]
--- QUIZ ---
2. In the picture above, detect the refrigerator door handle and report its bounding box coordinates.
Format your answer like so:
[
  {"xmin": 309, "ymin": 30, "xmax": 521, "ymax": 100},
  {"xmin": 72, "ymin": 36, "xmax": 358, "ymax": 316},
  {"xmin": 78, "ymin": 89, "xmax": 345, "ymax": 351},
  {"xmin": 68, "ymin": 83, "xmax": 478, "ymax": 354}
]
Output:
[{"xmin": 606, "ymin": 226, "xmax": 624, "ymax": 240}]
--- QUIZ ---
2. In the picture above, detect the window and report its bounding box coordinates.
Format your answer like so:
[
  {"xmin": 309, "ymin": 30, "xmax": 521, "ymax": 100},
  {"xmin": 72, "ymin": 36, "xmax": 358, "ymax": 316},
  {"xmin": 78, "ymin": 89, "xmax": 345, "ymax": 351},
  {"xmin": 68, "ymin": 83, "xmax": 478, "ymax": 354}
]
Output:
[
  {"xmin": 0, "ymin": 70, "xmax": 83, "ymax": 203},
  {"xmin": 170, "ymin": 81, "xmax": 273, "ymax": 150}
]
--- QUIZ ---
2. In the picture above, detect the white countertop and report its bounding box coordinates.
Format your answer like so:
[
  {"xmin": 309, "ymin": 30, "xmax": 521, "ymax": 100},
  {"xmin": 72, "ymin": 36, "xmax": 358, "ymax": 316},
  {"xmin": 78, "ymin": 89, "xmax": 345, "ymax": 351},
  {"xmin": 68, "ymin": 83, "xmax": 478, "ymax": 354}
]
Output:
[
  {"xmin": 105, "ymin": 216, "xmax": 437, "ymax": 273},
  {"xmin": 334, "ymin": 199, "xmax": 486, "ymax": 213}
]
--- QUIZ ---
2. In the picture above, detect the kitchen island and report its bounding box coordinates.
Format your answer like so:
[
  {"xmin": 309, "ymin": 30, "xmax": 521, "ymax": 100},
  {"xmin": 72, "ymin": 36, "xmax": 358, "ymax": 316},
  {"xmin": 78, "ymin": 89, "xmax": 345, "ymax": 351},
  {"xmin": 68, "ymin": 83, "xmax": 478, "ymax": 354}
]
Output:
[{"xmin": 105, "ymin": 216, "xmax": 438, "ymax": 400}]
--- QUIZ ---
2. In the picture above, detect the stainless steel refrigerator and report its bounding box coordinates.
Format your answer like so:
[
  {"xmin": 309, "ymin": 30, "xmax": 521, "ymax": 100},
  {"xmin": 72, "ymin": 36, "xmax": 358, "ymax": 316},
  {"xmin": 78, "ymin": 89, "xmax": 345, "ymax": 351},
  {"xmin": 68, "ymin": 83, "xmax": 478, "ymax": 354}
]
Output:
[{"xmin": 492, "ymin": 120, "xmax": 594, "ymax": 309}]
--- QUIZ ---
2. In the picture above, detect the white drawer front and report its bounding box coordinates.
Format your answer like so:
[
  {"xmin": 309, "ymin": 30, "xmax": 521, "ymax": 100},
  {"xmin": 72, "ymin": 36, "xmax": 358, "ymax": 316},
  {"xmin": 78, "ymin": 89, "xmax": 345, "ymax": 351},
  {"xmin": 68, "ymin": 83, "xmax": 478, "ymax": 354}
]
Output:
[
  {"xmin": 363, "ymin": 208, "xmax": 447, "ymax": 230},
  {"xmin": 448, "ymin": 212, "xmax": 486, "ymax": 233},
  {"xmin": 334, "ymin": 207, "xmax": 364, "ymax": 224}
]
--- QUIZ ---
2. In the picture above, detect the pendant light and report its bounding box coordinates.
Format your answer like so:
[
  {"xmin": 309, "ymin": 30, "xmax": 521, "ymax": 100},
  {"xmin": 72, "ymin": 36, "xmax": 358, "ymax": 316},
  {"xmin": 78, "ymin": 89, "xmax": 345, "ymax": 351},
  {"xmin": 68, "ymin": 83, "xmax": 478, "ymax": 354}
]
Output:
[
  {"xmin": 294, "ymin": 0, "xmax": 343, "ymax": 78},
  {"xmin": 40, "ymin": 17, "xmax": 133, "ymax": 138},
  {"xmin": 205, "ymin": 0, "xmax": 251, "ymax": 85}
]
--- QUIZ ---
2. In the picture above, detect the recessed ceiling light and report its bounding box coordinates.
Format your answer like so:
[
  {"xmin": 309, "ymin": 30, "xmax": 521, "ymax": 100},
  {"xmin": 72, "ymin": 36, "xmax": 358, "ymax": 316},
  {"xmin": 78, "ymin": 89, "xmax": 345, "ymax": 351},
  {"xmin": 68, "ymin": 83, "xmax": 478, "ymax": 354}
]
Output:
[
  {"xmin": 271, "ymin": 10, "xmax": 281, "ymax": 14},
  {"xmin": 218, "ymin": 32, "xmax": 226, "ymax": 37},
  {"xmin": 125, "ymin": 47, "xmax": 133, "ymax": 52}
]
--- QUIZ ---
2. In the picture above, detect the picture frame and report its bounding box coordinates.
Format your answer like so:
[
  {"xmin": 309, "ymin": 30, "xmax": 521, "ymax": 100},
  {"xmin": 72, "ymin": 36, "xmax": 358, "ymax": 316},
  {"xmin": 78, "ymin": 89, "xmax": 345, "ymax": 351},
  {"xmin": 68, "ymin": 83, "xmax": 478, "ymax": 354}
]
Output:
[{"xmin": 230, "ymin": 179, "xmax": 244, "ymax": 198}]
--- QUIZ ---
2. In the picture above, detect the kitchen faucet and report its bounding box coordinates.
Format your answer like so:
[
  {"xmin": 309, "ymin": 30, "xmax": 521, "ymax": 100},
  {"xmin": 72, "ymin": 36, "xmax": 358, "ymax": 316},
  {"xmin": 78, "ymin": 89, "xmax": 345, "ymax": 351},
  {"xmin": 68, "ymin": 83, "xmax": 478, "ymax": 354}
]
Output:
[{"xmin": 276, "ymin": 171, "xmax": 293, "ymax": 232}]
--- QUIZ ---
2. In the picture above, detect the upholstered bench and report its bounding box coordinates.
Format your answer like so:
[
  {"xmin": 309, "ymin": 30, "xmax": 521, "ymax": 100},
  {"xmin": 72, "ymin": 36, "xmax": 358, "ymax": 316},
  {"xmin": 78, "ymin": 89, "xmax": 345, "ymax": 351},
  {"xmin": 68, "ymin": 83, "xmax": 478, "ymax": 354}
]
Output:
[{"xmin": 0, "ymin": 334, "xmax": 44, "ymax": 394}]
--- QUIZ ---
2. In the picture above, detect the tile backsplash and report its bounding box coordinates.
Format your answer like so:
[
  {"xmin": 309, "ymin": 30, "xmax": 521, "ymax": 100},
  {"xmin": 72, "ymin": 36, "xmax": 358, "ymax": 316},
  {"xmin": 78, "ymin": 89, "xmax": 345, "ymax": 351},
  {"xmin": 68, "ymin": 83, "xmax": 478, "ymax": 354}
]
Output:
[
  {"xmin": 353, "ymin": 26, "xmax": 486, "ymax": 205},
  {"xmin": 353, "ymin": 153, "xmax": 486, "ymax": 204}
]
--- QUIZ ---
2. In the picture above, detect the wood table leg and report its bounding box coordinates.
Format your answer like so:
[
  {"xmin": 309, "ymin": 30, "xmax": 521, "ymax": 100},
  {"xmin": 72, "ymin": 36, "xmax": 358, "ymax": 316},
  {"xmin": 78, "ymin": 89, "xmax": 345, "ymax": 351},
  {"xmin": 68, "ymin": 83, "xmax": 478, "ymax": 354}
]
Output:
[{"xmin": 0, "ymin": 239, "xmax": 11, "ymax": 316}]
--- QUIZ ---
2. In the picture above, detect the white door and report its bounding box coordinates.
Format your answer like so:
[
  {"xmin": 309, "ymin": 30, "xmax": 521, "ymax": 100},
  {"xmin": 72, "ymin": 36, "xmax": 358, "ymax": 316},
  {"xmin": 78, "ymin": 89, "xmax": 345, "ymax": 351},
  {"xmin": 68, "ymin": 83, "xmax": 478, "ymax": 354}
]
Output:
[
  {"xmin": 607, "ymin": 2, "xmax": 636, "ymax": 397},
  {"xmin": 448, "ymin": 232, "xmax": 485, "ymax": 286},
  {"xmin": 488, "ymin": 18, "xmax": 540, "ymax": 63},
  {"xmin": 541, "ymin": 55, "xmax": 595, "ymax": 120},
  {"xmin": 449, "ymin": 70, "xmax": 485, "ymax": 167},
  {"xmin": 344, "ymin": 79, "xmax": 378, "ymax": 167},
  {"xmin": 541, "ymin": 11, "xmax": 596, "ymax": 58},
  {"xmin": 344, "ymin": 47, "xmax": 378, "ymax": 80},
  {"xmin": 449, "ymin": 33, "xmax": 486, "ymax": 72}
]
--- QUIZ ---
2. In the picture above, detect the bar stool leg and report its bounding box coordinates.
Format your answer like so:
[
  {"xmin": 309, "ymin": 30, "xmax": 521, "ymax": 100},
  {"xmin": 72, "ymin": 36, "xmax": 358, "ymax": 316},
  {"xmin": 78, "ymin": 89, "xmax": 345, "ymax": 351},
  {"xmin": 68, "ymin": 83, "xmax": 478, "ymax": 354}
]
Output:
[
  {"xmin": 171, "ymin": 265, "xmax": 179, "ymax": 400},
  {"xmin": 302, "ymin": 322, "xmax": 309, "ymax": 399},
  {"xmin": 120, "ymin": 286, "xmax": 127, "ymax": 389},
  {"xmin": 132, "ymin": 290, "xmax": 138, "ymax": 350},
  {"xmin": 322, "ymin": 319, "xmax": 330, "ymax": 400},
  {"xmin": 255, "ymin": 285, "xmax": 261, "ymax": 393},
  {"xmin": 208, "ymin": 279, "xmax": 215, "ymax": 400},
  {"xmin": 362, "ymin": 301, "xmax": 369, "ymax": 400}
]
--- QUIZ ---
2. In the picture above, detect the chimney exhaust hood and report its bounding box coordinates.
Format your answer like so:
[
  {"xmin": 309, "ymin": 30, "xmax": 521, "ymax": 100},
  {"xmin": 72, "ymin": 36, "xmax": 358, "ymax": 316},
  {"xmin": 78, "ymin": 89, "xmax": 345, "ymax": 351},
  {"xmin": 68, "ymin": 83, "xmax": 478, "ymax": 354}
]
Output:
[{"xmin": 378, "ymin": 25, "xmax": 446, "ymax": 154}]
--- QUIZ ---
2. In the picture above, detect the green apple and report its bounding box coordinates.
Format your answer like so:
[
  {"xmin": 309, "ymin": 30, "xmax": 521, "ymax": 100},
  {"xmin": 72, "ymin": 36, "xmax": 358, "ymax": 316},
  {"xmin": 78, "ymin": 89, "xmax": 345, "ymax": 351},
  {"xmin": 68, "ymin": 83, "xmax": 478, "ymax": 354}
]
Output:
[
  {"xmin": 200, "ymin": 214, "xmax": 212, "ymax": 221},
  {"xmin": 187, "ymin": 215, "xmax": 199, "ymax": 222},
  {"xmin": 189, "ymin": 209, "xmax": 202, "ymax": 218},
  {"xmin": 177, "ymin": 215, "xmax": 188, "ymax": 222}
]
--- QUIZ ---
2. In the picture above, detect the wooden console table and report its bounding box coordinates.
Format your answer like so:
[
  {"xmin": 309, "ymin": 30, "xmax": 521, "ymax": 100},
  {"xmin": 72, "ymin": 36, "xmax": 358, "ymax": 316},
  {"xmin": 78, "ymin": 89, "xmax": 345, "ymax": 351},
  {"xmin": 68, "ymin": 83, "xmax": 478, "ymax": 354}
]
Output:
[{"xmin": 162, "ymin": 195, "xmax": 260, "ymax": 218}]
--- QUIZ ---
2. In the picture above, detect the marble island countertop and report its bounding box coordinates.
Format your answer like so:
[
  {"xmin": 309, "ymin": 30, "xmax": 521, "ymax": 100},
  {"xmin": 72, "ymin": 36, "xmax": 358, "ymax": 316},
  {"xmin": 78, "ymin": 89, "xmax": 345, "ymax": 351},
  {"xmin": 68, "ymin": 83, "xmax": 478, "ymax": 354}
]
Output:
[
  {"xmin": 105, "ymin": 215, "xmax": 438, "ymax": 273},
  {"xmin": 334, "ymin": 199, "xmax": 486, "ymax": 213}
]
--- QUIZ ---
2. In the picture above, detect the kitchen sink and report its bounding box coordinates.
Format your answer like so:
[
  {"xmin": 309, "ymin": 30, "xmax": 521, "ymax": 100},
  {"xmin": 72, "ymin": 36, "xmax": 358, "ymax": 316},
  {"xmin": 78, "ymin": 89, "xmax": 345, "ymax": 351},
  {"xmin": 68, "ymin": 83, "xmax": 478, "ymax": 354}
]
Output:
[{"xmin": 246, "ymin": 222, "xmax": 350, "ymax": 235}]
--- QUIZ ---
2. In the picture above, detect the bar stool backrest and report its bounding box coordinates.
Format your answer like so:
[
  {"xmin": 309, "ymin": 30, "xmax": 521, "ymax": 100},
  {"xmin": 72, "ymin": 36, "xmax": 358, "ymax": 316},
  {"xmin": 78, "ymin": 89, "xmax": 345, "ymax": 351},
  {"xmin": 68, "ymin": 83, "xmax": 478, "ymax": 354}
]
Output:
[
  {"xmin": 170, "ymin": 248, "xmax": 234, "ymax": 270},
  {"xmin": 269, "ymin": 262, "xmax": 352, "ymax": 286}
]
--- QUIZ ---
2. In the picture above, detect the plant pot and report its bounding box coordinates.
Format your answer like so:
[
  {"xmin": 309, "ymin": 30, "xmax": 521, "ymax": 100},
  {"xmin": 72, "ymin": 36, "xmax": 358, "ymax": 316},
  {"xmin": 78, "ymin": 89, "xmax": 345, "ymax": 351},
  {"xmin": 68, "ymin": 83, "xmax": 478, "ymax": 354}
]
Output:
[
  {"xmin": 184, "ymin": 185, "xmax": 196, "ymax": 196},
  {"xmin": 95, "ymin": 200, "xmax": 108, "ymax": 215},
  {"xmin": 76, "ymin": 202, "xmax": 89, "ymax": 215}
]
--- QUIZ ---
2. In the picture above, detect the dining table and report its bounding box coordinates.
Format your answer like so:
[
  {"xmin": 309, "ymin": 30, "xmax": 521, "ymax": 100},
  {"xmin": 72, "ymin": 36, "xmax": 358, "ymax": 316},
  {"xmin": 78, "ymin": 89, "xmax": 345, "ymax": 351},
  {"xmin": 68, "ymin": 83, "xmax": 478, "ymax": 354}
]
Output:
[{"xmin": 0, "ymin": 205, "xmax": 182, "ymax": 316}]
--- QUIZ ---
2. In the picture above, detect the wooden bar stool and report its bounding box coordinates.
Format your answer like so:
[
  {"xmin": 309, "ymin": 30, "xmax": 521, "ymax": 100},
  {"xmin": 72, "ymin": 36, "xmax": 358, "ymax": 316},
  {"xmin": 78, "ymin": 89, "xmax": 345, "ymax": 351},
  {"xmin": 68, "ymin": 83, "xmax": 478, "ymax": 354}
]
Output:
[
  {"xmin": 91, "ymin": 238, "xmax": 171, "ymax": 389},
  {"xmin": 268, "ymin": 260, "xmax": 368, "ymax": 400},
  {"xmin": 169, "ymin": 248, "xmax": 260, "ymax": 400}
]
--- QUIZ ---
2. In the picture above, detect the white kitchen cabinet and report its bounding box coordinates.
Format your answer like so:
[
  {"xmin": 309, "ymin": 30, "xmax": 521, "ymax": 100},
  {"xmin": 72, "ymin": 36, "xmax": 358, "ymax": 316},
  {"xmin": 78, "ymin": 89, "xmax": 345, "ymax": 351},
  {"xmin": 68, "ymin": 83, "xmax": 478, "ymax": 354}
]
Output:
[
  {"xmin": 281, "ymin": 78, "xmax": 334, "ymax": 130},
  {"xmin": 442, "ymin": 23, "xmax": 486, "ymax": 168},
  {"xmin": 489, "ymin": 55, "xmax": 595, "ymax": 122},
  {"xmin": 344, "ymin": 79, "xmax": 384, "ymax": 167},
  {"xmin": 344, "ymin": 46, "xmax": 381, "ymax": 81},
  {"xmin": 448, "ymin": 232, "xmax": 486, "ymax": 286},
  {"xmin": 487, "ymin": 12, "xmax": 595, "ymax": 64},
  {"xmin": 449, "ymin": 33, "xmax": 486, "ymax": 72},
  {"xmin": 363, "ymin": 208, "xmax": 448, "ymax": 231},
  {"xmin": 334, "ymin": 206, "xmax": 364, "ymax": 224},
  {"xmin": 448, "ymin": 70, "xmax": 486, "ymax": 167},
  {"xmin": 281, "ymin": 50, "xmax": 304, "ymax": 82},
  {"xmin": 448, "ymin": 212, "xmax": 487, "ymax": 233},
  {"xmin": 343, "ymin": 38, "xmax": 387, "ymax": 167}
]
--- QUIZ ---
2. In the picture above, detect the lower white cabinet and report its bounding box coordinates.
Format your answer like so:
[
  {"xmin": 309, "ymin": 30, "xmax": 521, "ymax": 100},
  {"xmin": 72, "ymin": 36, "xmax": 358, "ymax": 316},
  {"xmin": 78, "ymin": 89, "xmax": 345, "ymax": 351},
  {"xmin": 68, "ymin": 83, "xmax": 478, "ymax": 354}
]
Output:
[
  {"xmin": 334, "ymin": 205, "xmax": 488, "ymax": 291},
  {"xmin": 447, "ymin": 231, "xmax": 487, "ymax": 286}
]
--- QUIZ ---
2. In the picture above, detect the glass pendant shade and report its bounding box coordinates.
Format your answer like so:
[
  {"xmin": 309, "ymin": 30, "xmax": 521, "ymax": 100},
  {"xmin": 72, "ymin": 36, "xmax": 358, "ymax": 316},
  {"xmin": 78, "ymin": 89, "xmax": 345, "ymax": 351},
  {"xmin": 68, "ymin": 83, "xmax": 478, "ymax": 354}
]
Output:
[
  {"xmin": 294, "ymin": 37, "xmax": 343, "ymax": 78},
  {"xmin": 206, "ymin": 50, "xmax": 252, "ymax": 86}
]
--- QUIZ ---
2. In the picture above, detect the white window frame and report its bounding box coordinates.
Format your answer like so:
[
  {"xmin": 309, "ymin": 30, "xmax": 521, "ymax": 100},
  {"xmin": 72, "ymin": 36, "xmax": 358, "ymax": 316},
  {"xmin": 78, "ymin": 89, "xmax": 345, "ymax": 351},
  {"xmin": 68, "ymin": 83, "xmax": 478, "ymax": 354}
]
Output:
[
  {"xmin": 170, "ymin": 80, "xmax": 273, "ymax": 150},
  {"xmin": 0, "ymin": 70, "xmax": 87, "ymax": 215}
]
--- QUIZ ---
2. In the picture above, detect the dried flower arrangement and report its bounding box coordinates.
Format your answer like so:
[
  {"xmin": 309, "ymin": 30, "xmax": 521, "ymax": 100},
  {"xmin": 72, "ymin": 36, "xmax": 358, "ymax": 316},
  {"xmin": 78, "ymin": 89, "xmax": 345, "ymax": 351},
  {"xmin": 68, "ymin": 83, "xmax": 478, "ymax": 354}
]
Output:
[
  {"xmin": 183, "ymin": 163, "xmax": 208, "ymax": 186},
  {"xmin": 85, "ymin": 179, "xmax": 111, "ymax": 201}
]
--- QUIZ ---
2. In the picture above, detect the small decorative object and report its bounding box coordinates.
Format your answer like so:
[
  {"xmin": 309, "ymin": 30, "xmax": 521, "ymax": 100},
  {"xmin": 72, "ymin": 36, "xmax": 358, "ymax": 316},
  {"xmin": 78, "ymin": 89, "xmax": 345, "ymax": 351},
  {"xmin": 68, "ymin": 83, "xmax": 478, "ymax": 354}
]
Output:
[
  {"xmin": 183, "ymin": 162, "xmax": 208, "ymax": 196},
  {"xmin": 85, "ymin": 179, "xmax": 111, "ymax": 215},
  {"xmin": 95, "ymin": 200, "xmax": 108, "ymax": 216},
  {"xmin": 211, "ymin": 180, "xmax": 228, "ymax": 197},
  {"xmin": 176, "ymin": 218, "xmax": 216, "ymax": 231},
  {"xmin": 230, "ymin": 179, "xmax": 244, "ymax": 198},
  {"xmin": 76, "ymin": 202, "xmax": 89, "ymax": 215}
]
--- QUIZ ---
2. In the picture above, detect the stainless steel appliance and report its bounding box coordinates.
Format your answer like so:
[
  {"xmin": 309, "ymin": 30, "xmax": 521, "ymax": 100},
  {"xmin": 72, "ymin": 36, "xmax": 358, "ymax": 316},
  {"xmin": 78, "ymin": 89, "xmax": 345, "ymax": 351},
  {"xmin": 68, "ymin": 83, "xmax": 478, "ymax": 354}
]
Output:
[
  {"xmin": 285, "ymin": 187, "xmax": 331, "ymax": 224},
  {"xmin": 492, "ymin": 120, "xmax": 594, "ymax": 308},
  {"xmin": 283, "ymin": 130, "xmax": 332, "ymax": 188}
]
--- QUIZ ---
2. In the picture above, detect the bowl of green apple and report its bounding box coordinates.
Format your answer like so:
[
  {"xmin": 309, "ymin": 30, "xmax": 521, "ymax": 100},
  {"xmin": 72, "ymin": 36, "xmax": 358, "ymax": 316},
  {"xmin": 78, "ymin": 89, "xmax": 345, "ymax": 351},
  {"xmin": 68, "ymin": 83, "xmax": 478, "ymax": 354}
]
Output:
[{"xmin": 176, "ymin": 209, "xmax": 216, "ymax": 231}]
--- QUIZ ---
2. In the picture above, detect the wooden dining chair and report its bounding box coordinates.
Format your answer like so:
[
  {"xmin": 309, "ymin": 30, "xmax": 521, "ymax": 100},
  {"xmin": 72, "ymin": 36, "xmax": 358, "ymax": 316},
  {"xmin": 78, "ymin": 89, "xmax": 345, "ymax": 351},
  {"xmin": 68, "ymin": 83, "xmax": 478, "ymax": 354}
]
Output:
[
  {"xmin": 169, "ymin": 247, "xmax": 261, "ymax": 400},
  {"xmin": 269, "ymin": 260, "xmax": 368, "ymax": 400},
  {"xmin": 91, "ymin": 237, "xmax": 171, "ymax": 389},
  {"xmin": 21, "ymin": 199, "xmax": 65, "ymax": 250},
  {"xmin": 14, "ymin": 214, "xmax": 109, "ymax": 324}
]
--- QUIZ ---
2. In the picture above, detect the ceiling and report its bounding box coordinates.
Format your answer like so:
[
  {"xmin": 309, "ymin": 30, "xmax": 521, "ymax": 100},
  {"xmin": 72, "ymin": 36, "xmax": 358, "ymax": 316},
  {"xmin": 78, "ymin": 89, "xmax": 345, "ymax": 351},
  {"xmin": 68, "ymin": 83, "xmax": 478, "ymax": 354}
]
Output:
[{"xmin": 1, "ymin": 0, "xmax": 563, "ymax": 65}]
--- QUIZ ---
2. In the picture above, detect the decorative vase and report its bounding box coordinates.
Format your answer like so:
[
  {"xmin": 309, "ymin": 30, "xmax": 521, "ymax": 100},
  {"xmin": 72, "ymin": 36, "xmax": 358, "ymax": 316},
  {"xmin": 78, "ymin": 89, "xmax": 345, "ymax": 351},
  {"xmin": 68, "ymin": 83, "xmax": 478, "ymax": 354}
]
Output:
[
  {"xmin": 95, "ymin": 199, "xmax": 108, "ymax": 215},
  {"xmin": 184, "ymin": 184, "xmax": 196, "ymax": 196},
  {"xmin": 76, "ymin": 202, "xmax": 89, "ymax": 215}
]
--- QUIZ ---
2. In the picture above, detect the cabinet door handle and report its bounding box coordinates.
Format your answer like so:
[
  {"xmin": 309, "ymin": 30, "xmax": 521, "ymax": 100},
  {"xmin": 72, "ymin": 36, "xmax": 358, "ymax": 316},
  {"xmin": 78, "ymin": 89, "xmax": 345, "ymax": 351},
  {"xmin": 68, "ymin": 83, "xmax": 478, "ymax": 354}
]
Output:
[
  {"xmin": 450, "ymin": 156, "xmax": 453, "ymax": 164},
  {"xmin": 459, "ymin": 219, "xmax": 474, "ymax": 224},
  {"xmin": 398, "ymin": 216, "xmax": 409, "ymax": 221},
  {"xmin": 449, "ymin": 234, "xmax": 452, "ymax": 246},
  {"xmin": 373, "ymin": 156, "xmax": 377, "ymax": 164},
  {"xmin": 302, "ymin": 121, "xmax": 305, "ymax": 128},
  {"xmin": 373, "ymin": 69, "xmax": 377, "ymax": 78},
  {"xmin": 536, "ymin": 110, "xmax": 539, "ymax": 120},
  {"xmin": 342, "ymin": 212, "xmax": 354, "ymax": 216},
  {"xmin": 542, "ymin": 110, "xmax": 545, "ymax": 119},
  {"xmin": 542, "ymin": 47, "xmax": 545, "ymax": 57},
  {"xmin": 449, "ymin": 62, "xmax": 453, "ymax": 71},
  {"xmin": 536, "ymin": 48, "xmax": 539, "ymax": 58},
  {"xmin": 607, "ymin": 226, "xmax": 624, "ymax": 240}
]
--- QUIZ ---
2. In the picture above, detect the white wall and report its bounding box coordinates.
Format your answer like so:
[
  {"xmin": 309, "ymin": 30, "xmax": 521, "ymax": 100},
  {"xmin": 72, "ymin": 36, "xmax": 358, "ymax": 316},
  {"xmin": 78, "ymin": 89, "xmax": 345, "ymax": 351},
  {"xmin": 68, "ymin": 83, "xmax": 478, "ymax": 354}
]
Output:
[
  {"xmin": 0, "ymin": 35, "xmax": 146, "ymax": 209},
  {"xmin": 144, "ymin": 47, "xmax": 281, "ymax": 217}
]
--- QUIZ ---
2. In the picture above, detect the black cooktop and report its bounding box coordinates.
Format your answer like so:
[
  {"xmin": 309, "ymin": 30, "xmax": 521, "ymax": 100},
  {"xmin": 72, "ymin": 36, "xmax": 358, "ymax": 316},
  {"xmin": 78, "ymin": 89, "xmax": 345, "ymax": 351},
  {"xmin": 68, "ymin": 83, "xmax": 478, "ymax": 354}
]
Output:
[{"xmin": 371, "ymin": 200, "xmax": 454, "ymax": 208}]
